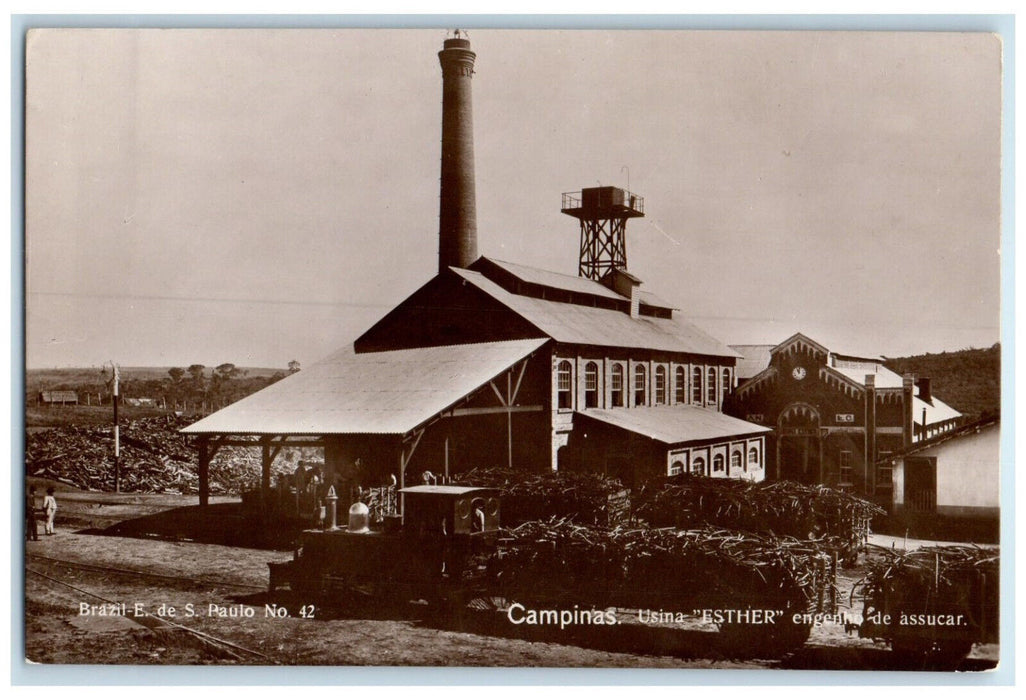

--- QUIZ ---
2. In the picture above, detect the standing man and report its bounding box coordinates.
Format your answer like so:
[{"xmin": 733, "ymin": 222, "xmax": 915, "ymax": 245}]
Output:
[
  {"xmin": 42, "ymin": 487, "xmax": 58, "ymax": 536},
  {"xmin": 25, "ymin": 486, "xmax": 39, "ymax": 541}
]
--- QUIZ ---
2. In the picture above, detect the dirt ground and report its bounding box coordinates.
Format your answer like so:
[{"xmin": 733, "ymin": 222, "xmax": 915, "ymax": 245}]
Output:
[{"xmin": 20, "ymin": 491, "xmax": 1001, "ymax": 672}]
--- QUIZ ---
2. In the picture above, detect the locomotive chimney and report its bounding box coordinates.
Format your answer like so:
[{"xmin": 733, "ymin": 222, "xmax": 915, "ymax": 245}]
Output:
[{"xmin": 437, "ymin": 33, "xmax": 479, "ymax": 272}]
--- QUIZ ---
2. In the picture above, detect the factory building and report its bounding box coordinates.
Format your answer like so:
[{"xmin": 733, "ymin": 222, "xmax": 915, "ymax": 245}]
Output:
[
  {"xmin": 182, "ymin": 35, "xmax": 768, "ymax": 506},
  {"xmin": 725, "ymin": 333, "xmax": 962, "ymax": 504}
]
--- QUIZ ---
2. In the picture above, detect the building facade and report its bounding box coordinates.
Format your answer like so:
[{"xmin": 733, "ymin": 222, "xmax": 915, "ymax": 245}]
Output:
[
  {"xmin": 182, "ymin": 35, "xmax": 767, "ymax": 507},
  {"xmin": 725, "ymin": 333, "xmax": 962, "ymax": 504}
]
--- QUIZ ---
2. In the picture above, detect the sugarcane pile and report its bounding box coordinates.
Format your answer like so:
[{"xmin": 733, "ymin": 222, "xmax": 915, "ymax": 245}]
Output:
[
  {"xmin": 25, "ymin": 416, "xmax": 291, "ymax": 495},
  {"xmin": 494, "ymin": 518, "xmax": 836, "ymax": 616},
  {"xmin": 453, "ymin": 467, "xmax": 630, "ymax": 526},
  {"xmin": 634, "ymin": 474, "xmax": 884, "ymax": 563},
  {"xmin": 853, "ymin": 544, "xmax": 999, "ymax": 638}
]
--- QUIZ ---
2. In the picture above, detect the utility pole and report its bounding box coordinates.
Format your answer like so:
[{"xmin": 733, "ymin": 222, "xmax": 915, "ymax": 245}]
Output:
[{"xmin": 110, "ymin": 362, "xmax": 121, "ymax": 493}]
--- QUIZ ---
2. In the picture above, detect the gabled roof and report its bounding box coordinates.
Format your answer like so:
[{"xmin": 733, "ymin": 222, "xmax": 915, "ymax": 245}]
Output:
[
  {"xmin": 912, "ymin": 395, "xmax": 962, "ymax": 428},
  {"xmin": 451, "ymin": 267, "xmax": 740, "ymax": 358},
  {"xmin": 482, "ymin": 257, "xmax": 626, "ymax": 302},
  {"xmin": 181, "ymin": 338, "xmax": 547, "ymax": 436},
  {"xmin": 832, "ymin": 364, "xmax": 903, "ymax": 388},
  {"xmin": 478, "ymin": 257, "xmax": 677, "ymax": 312},
  {"xmin": 577, "ymin": 405, "xmax": 770, "ymax": 445},
  {"xmin": 771, "ymin": 332, "xmax": 830, "ymax": 358},
  {"xmin": 639, "ymin": 290, "xmax": 678, "ymax": 310},
  {"xmin": 730, "ymin": 344, "xmax": 774, "ymax": 379}
]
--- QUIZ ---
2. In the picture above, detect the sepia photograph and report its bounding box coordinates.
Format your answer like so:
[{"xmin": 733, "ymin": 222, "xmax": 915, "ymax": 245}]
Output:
[{"xmin": 19, "ymin": 23, "xmax": 1005, "ymax": 678}]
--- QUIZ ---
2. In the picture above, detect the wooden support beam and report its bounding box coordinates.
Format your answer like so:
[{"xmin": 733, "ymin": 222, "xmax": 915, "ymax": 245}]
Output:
[
  {"xmin": 488, "ymin": 380, "xmax": 507, "ymax": 406},
  {"xmin": 440, "ymin": 405, "xmax": 542, "ymax": 417},
  {"xmin": 398, "ymin": 429, "xmax": 426, "ymax": 521},
  {"xmin": 261, "ymin": 439, "xmax": 272, "ymax": 498},
  {"xmin": 193, "ymin": 437, "xmax": 326, "ymax": 448},
  {"xmin": 507, "ymin": 371, "xmax": 513, "ymax": 469},
  {"xmin": 198, "ymin": 438, "xmax": 210, "ymax": 507}
]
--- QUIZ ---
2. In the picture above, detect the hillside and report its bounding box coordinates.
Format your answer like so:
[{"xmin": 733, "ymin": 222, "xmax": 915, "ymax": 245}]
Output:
[{"xmin": 884, "ymin": 344, "xmax": 1000, "ymax": 421}]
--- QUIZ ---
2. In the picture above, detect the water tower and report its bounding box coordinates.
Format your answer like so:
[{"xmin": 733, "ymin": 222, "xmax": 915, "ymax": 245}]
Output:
[{"xmin": 561, "ymin": 186, "xmax": 645, "ymax": 280}]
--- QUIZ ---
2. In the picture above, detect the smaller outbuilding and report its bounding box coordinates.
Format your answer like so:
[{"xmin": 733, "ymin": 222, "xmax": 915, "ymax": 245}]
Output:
[
  {"xmin": 39, "ymin": 390, "xmax": 78, "ymax": 405},
  {"xmin": 567, "ymin": 405, "xmax": 771, "ymax": 488},
  {"xmin": 879, "ymin": 417, "xmax": 999, "ymax": 542}
]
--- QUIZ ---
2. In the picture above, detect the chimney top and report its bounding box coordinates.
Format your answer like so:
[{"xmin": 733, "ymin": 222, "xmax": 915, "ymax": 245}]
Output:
[{"xmin": 436, "ymin": 33, "xmax": 479, "ymax": 273}]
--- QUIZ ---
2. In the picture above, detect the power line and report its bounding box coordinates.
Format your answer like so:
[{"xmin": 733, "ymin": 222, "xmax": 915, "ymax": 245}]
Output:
[{"xmin": 27, "ymin": 290, "xmax": 394, "ymax": 310}]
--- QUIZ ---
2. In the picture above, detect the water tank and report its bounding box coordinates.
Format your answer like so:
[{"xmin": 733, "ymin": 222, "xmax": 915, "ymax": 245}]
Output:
[{"xmin": 347, "ymin": 502, "xmax": 370, "ymax": 533}]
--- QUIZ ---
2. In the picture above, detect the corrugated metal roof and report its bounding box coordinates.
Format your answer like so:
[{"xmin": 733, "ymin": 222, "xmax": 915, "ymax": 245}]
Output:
[
  {"xmin": 832, "ymin": 364, "xmax": 905, "ymax": 388},
  {"xmin": 638, "ymin": 290, "xmax": 677, "ymax": 310},
  {"xmin": 913, "ymin": 395, "xmax": 962, "ymax": 427},
  {"xmin": 181, "ymin": 338, "xmax": 548, "ymax": 436},
  {"xmin": 729, "ymin": 344, "xmax": 774, "ymax": 379},
  {"xmin": 452, "ymin": 267, "xmax": 740, "ymax": 358},
  {"xmin": 483, "ymin": 258, "xmax": 626, "ymax": 301},
  {"xmin": 578, "ymin": 405, "xmax": 770, "ymax": 445}
]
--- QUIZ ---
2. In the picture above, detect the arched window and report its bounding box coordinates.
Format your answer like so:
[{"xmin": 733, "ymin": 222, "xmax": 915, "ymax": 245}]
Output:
[
  {"xmin": 634, "ymin": 365, "xmax": 647, "ymax": 406},
  {"xmin": 722, "ymin": 369, "xmax": 731, "ymax": 401},
  {"xmin": 610, "ymin": 364, "xmax": 625, "ymax": 407},
  {"xmin": 654, "ymin": 366, "xmax": 667, "ymax": 405},
  {"xmin": 692, "ymin": 456, "xmax": 706, "ymax": 475},
  {"xmin": 748, "ymin": 446, "xmax": 759, "ymax": 468},
  {"xmin": 584, "ymin": 362, "xmax": 599, "ymax": 408},
  {"xmin": 713, "ymin": 454, "xmax": 725, "ymax": 472},
  {"xmin": 557, "ymin": 360, "xmax": 573, "ymax": 409},
  {"xmin": 675, "ymin": 366, "xmax": 686, "ymax": 404},
  {"xmin": 669, "ymin": 460, "xmax": 684, "ymax": 476},
  {"xmin": 730, "ymin": 451, "xmax": 742, "ymax": 470},
  {"xmin": 691, "ymin": 366, "xmax": 702, "ymax": 404},
  {"xmin": 707, "ymin": 367, "xmax": 717, "ymax": 404}
]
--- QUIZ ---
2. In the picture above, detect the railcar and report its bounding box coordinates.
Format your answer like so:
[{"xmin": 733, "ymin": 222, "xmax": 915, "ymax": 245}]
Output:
[{"xmin": 271, "ymin": 484, "xmax": 836, "ymax": 658}]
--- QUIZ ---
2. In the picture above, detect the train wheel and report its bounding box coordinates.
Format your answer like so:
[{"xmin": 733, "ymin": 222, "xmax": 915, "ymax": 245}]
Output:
[{"xmin": 291, "ymin": 576, "xmax": 321, "ymax": 600}]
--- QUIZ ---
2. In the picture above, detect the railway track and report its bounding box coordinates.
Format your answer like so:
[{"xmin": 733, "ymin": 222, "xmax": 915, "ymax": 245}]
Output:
[
  {"xmin": 25, "ymin": 552, "xmax": 268, "ymax": 591},
  {"xmin": 25, "ymin": 558, "xmax": 276, "ymax": 664}
]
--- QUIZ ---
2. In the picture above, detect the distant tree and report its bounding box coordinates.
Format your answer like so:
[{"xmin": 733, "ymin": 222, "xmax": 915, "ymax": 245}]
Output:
[
  {"xmin": 214, "ymin": 363, "xmax": 241, "ymax": 381},
  {"xmin": 168, "ymin": 367, "xmax": 185, "ymax": 384},
  {"xmin": 288, "ymin": 360, "xmax": 301, "ymax": 374},
  {"xmin": 187, "ymin": 364, "xmax": 206, "ymax": 382}
]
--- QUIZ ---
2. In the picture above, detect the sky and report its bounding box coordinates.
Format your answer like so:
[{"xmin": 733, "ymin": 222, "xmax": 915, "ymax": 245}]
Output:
[{"xmin": 24, "ymin": 28, "xmax": 1002, "ymax": 369}]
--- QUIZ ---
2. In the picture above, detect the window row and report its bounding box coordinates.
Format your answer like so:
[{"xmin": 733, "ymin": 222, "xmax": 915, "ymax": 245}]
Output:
[
  {"xmin": 557, "ymin": 360, "xmax": 732, "ymax": 410},
  {"xmin": 668, "ymin": 445, "xmax": 761, "ymax": 477}
]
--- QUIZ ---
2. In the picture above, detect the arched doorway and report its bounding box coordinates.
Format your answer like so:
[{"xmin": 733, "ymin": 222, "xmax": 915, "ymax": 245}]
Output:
[{"xmin": 776, "ymin": 403, "xmax": 823, "ymax": 485}]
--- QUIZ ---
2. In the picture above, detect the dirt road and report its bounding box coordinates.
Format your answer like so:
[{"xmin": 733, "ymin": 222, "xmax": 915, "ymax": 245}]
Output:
[{"xmin": 19, "ymin": 492, "xmax": 1000, "ymax": 671}]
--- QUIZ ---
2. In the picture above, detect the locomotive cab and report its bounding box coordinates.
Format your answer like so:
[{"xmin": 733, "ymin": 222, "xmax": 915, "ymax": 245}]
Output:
[
  {"xmin": 400, "ymin": 485, "xmax": 501, "ymax": 536},
  {"xmin": 282, "ymin": 484, "xmax": 500, "ymax": 601}
]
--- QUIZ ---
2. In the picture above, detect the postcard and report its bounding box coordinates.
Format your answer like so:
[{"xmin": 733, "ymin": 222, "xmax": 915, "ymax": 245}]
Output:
[{"xmin": 20, "ymin": 25, "xmax": 1005, "ymax": 679}]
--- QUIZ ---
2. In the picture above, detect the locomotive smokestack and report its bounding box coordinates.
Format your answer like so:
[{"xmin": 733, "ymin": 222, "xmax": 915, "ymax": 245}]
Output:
[{"xmin": 437, "ymin": 33, "xmax": 478, "ymax": 272}]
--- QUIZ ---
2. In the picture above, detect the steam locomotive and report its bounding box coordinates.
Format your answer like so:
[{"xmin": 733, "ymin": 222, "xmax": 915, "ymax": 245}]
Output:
[{"xmin": 276, "ymin": 485, "xmax": 501, "ymax": 609}]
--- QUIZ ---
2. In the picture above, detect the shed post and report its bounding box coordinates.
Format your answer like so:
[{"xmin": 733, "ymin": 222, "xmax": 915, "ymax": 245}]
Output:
[
  {"xmin": 507, "ymin": 371, "xmax": 513, "ymax": 469},
  {"xmin": 261, "ymin": 439, "xmax": 272, "ymax": 499},
  {"xmin": 198, "ymin": 438, "xmax": 210, "ymax": 507}
]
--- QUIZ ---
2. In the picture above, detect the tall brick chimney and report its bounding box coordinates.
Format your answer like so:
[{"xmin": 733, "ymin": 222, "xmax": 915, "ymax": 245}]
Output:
[{"xmin": 437, "ymin": 34, "xmax": 478, "ymax": 272}]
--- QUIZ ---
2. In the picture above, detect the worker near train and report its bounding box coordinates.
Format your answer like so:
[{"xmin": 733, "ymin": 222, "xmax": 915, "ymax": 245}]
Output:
[
  {"xmin": 25, "ymin": 486, "xmax": 39, "ymax": 541},
  {"xmin": 42, "ymin": 487, "xmax": 58, "ymax": 536}
]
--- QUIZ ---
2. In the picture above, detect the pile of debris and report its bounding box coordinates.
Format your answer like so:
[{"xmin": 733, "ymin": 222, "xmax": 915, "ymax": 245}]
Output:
[
  {"xmin": 634, "ymin": 474, "xmax": 884, "ymax": 563},
  {"xmin": 24, "ymin": 416, "xmax": 291, "ymax": 495},
  {"xmin": 453, "ymin": 467, "xmax": 630, "ymax": 526}
]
